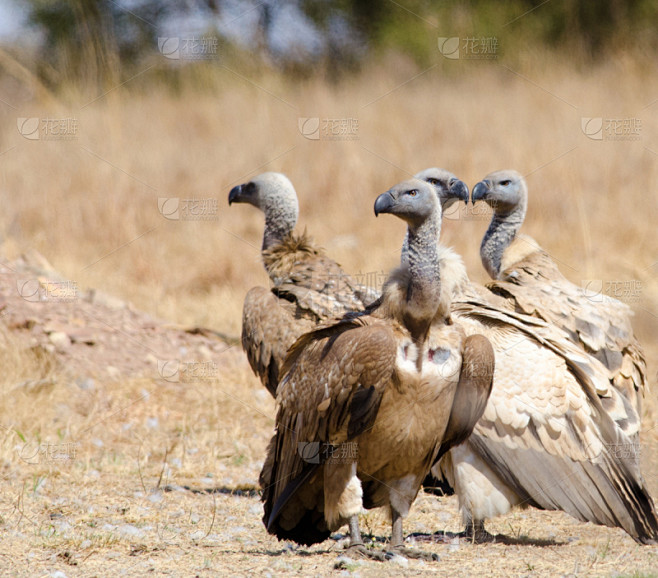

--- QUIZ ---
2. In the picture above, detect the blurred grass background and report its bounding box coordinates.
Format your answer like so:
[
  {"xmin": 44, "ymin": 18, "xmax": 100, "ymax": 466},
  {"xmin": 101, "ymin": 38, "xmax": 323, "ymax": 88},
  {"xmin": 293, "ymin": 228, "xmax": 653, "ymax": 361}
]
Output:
[{"xmin": 0, "ymin": 0, "xmax": 656, "ymax": 394}]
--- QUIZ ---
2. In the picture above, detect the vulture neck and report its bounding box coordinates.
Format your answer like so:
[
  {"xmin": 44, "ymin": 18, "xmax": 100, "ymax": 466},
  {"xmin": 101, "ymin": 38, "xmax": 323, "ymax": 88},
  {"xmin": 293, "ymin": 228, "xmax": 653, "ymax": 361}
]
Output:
[
  {"xmin": 262, "ymin": 203, "xmax": 298, "ymax": 251},
  {"xmin": 480, "ymin": 203, "xmax": 526, "ymax": 280},
  {"xmin": 404, "ymin": 215, "xmax": 442, "ymax": 342}
]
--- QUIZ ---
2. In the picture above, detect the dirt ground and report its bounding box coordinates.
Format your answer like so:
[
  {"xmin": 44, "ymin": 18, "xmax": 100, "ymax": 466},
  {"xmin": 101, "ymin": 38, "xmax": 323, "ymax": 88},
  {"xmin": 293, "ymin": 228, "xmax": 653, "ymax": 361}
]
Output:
[{"xmin": 0, "ymin": 252, "xmax": 657, "ymax": 578}]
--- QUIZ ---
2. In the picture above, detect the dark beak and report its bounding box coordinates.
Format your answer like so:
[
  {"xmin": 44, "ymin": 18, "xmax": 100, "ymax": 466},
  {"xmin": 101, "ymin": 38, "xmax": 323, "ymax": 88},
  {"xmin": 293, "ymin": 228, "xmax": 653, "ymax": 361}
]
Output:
[
  {"xmin": 374, "ymin": 191, "xmax": 395, "ymax": 216},
  {"xmin": 471, "ymin": 180, "xmax": 491, "ymax": 204},
  {"xmin": 228, "ymin": 184, "xmax": 242, "ymax": 205},
  {"xmin": 449, "ymin": 178, "xmax": 469, "ymax": 204}
]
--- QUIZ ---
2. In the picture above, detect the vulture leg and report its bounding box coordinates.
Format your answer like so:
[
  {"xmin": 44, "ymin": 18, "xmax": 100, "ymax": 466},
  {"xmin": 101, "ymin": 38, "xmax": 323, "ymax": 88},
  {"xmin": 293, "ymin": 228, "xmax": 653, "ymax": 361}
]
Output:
[
  {"xmin": 386, "ymin": 507, "xmax": 439, "ymax": 561},
  {"xmin": 463, "ymin": 519, "xmax": 496, "ymax": 543},
  {"xmin": 345, "ymin": 515, "xmax": 387, "ymax": 561}
]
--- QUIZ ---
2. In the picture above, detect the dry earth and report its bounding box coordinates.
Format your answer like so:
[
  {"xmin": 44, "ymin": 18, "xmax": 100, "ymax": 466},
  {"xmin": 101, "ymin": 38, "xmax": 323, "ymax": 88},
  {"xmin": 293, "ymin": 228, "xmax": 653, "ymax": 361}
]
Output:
[{"xmin": 0, "ymin": 251, "xmax": 657, "ymax": 577}]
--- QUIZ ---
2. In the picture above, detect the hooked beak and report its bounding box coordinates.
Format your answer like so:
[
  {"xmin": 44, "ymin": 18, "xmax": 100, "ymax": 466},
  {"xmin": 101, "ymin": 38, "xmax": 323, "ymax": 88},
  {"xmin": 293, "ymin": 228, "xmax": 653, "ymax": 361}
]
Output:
[
  {"xmin": 374, "ymin": 191, "xmax": 395, "ymax": 216},
  {"xmin": 228, "ymin": 184, "xmax": 242, "ymax": 205},
  {"xmin": 471, "ymin": 180, "xmax": 491, "ymax": 205},
  {"xmin": 449, "ymin": 178, "xmax": 469, "ymax": 204}
]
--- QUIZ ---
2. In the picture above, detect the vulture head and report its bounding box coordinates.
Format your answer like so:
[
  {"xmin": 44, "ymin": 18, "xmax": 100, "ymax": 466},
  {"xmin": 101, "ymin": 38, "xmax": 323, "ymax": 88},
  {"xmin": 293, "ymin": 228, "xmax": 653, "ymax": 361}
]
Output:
[
  {"xmin": 374, "ymin": 178, "xmax": 441, "ymax": 229},
  {"xmin": 228, "ymin": 171, "xmax": 299, "ymax": 249},
  {"xmin": 471, "ymin": 169, "xmax": 527, "ymax": 215},
  {"xmin": 414, "ymin": 167, "xmax": 469, "ymax": 209}
]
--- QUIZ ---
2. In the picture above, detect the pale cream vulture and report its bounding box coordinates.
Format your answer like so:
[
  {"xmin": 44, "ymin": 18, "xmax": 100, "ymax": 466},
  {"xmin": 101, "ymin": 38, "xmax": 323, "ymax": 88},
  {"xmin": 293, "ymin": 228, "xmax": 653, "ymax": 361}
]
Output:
[
  {"xmin": 259, "ymin": 179, "xmax": 494, "ymax": 560},
  {"xmin": 401, "ymin": 169, "xmax": 658, "ymax": 543},
  {"xmin": 472, "ymin": 169, "xmax": 646, "ymax": 417}
]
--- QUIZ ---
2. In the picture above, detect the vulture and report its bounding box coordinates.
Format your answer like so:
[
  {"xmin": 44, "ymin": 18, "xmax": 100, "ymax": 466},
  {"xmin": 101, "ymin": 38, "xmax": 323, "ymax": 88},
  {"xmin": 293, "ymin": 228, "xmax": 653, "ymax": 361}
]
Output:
[
  {"xmin": 472, "ymin": 170, "xmax": 647, "ymax": 417},
  {"xmin": 398, "ymin": 170, "xmax": 658, "ymax": 543},
  {"xmin": 259, "ymin": 179, "xmax": 494, "ymax": 560},
  {"xmin": 229, "ymin": 172, "xmax": 376, "ymax": 397}
]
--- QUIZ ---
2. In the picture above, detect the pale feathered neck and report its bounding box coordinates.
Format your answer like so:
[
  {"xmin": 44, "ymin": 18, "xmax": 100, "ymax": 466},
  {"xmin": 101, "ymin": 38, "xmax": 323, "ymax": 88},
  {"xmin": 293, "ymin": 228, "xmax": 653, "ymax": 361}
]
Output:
[{"xmin": 480, "ymin": 201, "xmax": 527, "ymax": 279}]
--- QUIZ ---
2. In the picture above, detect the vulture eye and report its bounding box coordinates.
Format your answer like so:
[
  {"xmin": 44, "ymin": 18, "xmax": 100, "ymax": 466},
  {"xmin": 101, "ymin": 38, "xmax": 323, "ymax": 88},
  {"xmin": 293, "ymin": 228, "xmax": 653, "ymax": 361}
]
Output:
[
  {"xmin": 426, "ymin": 178, "xmax": 439, "ymax": 185},
  {"xmin": 499, "ymin": 180, "xmax": 512, "ymax": 187},
  {"xmin": 407, "ymin": 189, "xmax": 418, "ymax": 197}
]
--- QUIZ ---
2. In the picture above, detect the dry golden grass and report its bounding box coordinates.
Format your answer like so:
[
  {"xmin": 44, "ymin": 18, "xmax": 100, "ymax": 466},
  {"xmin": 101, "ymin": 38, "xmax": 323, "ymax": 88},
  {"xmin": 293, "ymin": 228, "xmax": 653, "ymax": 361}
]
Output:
[{"xmin": 0, "ymin": 54, "xmax": 657, "ymax": 575}]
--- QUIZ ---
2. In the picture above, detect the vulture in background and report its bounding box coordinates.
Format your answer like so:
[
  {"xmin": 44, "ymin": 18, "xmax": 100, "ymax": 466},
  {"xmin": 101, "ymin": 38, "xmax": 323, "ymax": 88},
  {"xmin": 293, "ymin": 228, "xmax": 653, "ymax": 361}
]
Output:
[
  {"xmin": 229, "ymin": 170, "xmax": 469, "ymax": 398},
  {"xmin": 472, "ymin": 170, "xmax": 647, "ymax": 417},
  {"xmin": 259, "ymin": 179, "xmax": 494, "ymax": 560},
  {"xmin": 400, "ymin": 169, "xmax": 658, "ymax": 543},
  {"xmin": 229, "ymin": 172, "xmax": 375, "ymax": 397}
]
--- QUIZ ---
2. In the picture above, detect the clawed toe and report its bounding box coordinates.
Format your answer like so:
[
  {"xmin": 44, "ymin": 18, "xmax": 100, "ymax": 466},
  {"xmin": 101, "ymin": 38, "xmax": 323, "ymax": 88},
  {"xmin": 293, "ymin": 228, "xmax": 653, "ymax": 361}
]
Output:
[
  {"xmin": 386, "ymin": 546, "xmax": 440, "ymax": 561},
  {"xmin": 344, "ymin": 543, "xmax": 388, "ymax": 561}
]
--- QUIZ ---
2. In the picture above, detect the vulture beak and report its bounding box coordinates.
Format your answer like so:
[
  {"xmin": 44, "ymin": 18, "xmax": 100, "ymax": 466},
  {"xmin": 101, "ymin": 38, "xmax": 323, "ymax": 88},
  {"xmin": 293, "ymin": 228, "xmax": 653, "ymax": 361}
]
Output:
[
  {"xmin": 228, "ymin": 184, "xmax": 243, "ymax": 205},
  {"xmin": 374, "ymin": 191, "xmax": 395, "ymax": 216},
  {"xmin": 471, "ymin": 180, "xmax": 491, "ymax": 205},
  {"xmin": 449, "ymin": 178, "xmax": 469, "ymax": 204}
]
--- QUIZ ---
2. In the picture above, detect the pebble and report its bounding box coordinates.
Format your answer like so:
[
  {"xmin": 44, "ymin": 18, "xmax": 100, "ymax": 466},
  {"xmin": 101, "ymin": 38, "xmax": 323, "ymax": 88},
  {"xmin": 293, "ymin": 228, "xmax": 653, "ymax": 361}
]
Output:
[{"xmin": 48, "ymin": 331, "xmax": 70, "ymax": 351}]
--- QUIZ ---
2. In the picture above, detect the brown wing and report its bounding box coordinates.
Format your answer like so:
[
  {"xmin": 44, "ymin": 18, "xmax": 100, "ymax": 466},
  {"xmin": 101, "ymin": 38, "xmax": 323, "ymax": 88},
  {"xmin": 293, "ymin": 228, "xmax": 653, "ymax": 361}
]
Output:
[
  {"xmin": 434, "ymin": 334, "xmax": 494, "ymax": 464},
  {"xmin": 260, "ymin": 317, "xmax": 397, "ymax": 544},
  {"xmin": 241, "ymin": 286, "xmax": 315, "ymax": 397},
  {"xmin": 264, "ymin": 232, "xmax": 378, "ymax": 318},
  {"xmin": 489, "ymin": 236, "xmax": 646, "ymax": 415}
]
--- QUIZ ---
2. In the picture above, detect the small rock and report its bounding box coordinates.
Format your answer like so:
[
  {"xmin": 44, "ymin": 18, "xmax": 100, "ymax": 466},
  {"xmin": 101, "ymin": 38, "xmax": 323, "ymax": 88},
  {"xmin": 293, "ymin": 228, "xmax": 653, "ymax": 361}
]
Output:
[
  {"xmin": 76, "ymin": 378, "xmax": 95, "ymax": 391},
  {"xmin": 144, "ymin": 353, "xmax": 158, "ymax": 366},
  {"xmin": 49, "ymin": 331, "xmax": 70, "ymax": 351},
  {"xmin": 197, "ymin": 345, "xmax": 212, "ymax": 361},
  {"xmin": 387, "ymin": 553, "xmax": 409, "ymax": 567},
  {"xmin": 106, "ymin": 366, "xmax": 120, "ymax": 379}
]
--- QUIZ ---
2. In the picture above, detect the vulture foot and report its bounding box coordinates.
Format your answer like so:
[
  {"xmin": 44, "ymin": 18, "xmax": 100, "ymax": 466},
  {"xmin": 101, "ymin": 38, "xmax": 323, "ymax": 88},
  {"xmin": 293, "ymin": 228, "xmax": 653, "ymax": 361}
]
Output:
[
  {"xmin": 462, "ymin": 521, "xmax": 497, "ymax": 543},
  {"xmin": 345, "ymin": 543, "xmax": 388, "ymax": 561},
  {"xmin": 385, "ymin": 545, "xmax": 439, "ymax": 561}
]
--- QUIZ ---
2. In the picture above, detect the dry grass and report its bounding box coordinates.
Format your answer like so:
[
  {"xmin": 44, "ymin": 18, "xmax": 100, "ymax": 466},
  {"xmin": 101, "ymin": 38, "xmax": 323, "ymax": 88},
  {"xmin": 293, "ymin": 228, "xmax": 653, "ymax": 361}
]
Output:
[{"xmin": 0, "ymin": 54, "xmax": 657, "ymax": 575}]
